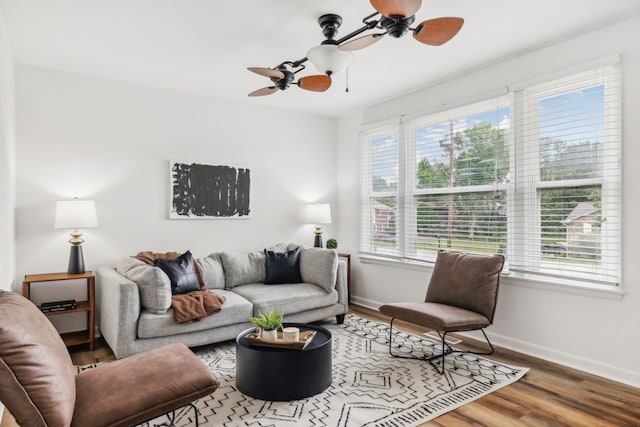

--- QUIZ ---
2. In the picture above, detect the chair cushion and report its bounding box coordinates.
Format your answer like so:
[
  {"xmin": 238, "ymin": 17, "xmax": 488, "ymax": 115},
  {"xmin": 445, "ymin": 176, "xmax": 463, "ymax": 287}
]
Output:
[
  {"xmin": 425, "ymin": 250, "xmax": 504, "ymax": 322},
  {"xmin": 379, "ymin": 301, "xmax": 491, "ymax": 331},
  {"xmin": 0, "ymin": 291, "xmax": 77, "ymax": 427},
  {"xmin": 73, "ymin": 343, "xmax": 218, "ymax": 427}
]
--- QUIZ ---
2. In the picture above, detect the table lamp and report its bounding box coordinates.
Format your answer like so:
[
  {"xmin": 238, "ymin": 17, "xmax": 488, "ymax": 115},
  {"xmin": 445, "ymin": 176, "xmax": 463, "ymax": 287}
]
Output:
[
  {"xmin": 54, "ymin": 199, "xmax": 98, "ymax": 274},
  {"xmin": 306, "ymin": 203, "xmax": 332, "ymax": 248}
]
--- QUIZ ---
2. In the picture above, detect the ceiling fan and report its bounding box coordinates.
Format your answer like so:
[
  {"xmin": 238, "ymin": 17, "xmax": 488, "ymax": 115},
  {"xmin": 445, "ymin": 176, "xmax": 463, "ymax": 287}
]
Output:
[
  {"xmin": 247, "ymin": 13, "xmax": 349, "ymax": 97},
  {"xmin": 247, "ymin": 0, "xmax": 464, "ymax": 97},
  {"xmin": 247, "ymin": 65, "xmax": 331, "ymax": 97},
  {"xmin": 340, "ymin": 0, "xmax": 464, "ymax": 51}
]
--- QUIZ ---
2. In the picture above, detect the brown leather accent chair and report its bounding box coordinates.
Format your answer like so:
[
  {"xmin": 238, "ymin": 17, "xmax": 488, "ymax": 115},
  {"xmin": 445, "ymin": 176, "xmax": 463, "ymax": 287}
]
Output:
[
  {"xmin": 379, "ymin": 250, "xmax": 505, "ymax": 373},
  {"xmin": 0, "ymin": 291, "xmax": 218, "ymax": 427}
]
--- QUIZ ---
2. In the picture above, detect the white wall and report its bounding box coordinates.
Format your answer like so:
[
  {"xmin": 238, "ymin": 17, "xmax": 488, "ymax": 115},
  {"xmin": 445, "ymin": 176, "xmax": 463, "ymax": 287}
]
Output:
[
  {"xmin": 0, "ymin": 8, "xmax": 15, "ymax": 291},
  {"xmin": 337, "ymin": 16, "xmax": 640, "ymax": 387},
  {"xmin": 13, "ymin": 66, "xmax": 338, "ymax": 324}
]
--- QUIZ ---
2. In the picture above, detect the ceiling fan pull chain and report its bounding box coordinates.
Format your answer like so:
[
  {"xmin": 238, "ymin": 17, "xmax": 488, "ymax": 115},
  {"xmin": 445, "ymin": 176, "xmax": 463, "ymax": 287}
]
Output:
[{"xmin": 346, "ymin": 66, "xmax": 350, "ymax": 93}]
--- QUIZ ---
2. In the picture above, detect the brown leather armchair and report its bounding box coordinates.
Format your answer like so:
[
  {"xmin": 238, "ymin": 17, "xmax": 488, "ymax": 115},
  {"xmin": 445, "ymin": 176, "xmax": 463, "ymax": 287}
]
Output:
[
  {"xmin": 379, "ymin": 250, "xmax": 505, "ymax": 373},
  {"xmin": 0, "ymin": 291, "xmax": 218, "ymax": 427}
]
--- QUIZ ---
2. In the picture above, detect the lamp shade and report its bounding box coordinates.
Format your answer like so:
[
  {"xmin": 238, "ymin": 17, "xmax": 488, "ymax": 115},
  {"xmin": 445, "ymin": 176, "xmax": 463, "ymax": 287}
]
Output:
[
  {"xmin": 307, "ymin": 44, "xmax": 353, "ymax": 75},
  {"xmin": 306, "ymin": 203, "xmax": 332, "ymax": 224},
  {"xmin": 54, "ymin": 199, "xmax": 98, "ymax": 229}
]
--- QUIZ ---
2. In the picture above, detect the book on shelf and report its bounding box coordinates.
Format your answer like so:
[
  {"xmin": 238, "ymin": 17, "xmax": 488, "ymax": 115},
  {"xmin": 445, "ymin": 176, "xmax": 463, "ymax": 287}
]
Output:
[{"xmin": 40, "ymin": 299, "xmax": 77, "ymax": 312}]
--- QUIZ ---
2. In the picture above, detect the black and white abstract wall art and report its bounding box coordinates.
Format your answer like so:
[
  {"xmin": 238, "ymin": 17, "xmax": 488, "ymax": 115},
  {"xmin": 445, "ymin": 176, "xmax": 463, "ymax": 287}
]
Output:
[{"xmin": 169, "ymin": 160, "xmax": 251, "ymax": 219}]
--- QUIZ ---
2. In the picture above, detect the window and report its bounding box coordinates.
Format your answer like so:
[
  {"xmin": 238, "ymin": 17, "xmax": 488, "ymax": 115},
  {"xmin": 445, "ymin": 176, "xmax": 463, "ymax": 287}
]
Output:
[
  {"xmin": 360, "ymin": 124, "xmax": 400, "ymax": 258},
  {"xmin": 360, "ymin": 62, "xmax": 621, "ymax": 287}
]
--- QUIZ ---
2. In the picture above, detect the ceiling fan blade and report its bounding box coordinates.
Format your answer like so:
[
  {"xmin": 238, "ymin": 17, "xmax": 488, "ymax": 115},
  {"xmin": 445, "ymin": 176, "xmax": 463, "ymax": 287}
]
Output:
[
  {"xmin": 340, "ymin": 33, "xmax": 386, "ymax": 51},
  {"xmin": 247, "ymin": 67, "xmax": 285, "ymax": 79},
  {"xmin": 413, "ymin": 17, "xmax": 464, "ymax": 46},
  {"xmin": 248, "ymin": 87, "xmax": 278, "ymax": 97},
  {"xmin": 370, "ymin": 0, "xmax": 422, "ymax": 17},
  {"xmin": 297, "ymin": 75, "xmax": 331, "ymax": 92}
]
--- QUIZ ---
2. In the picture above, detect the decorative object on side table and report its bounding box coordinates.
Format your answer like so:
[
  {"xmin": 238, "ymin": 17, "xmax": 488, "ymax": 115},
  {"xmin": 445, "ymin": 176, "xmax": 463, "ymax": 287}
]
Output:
[
  {"xmin": 326, "ymin": 238, "xmax": 338, "ymax": 249},
  {"xmin": 54, "ymin": 198, "xmax": 98, "ymax": 274},
  {"xmin": 305, "ymin": 203, "xmax": 332, "ymax": 247},
  {"xmin": 40, "ymin": 299, "xmax": 77, "ymax": 313},
  {"xmin": 249, "ymin": 309, "xmax": 284, "ymax": 341}
]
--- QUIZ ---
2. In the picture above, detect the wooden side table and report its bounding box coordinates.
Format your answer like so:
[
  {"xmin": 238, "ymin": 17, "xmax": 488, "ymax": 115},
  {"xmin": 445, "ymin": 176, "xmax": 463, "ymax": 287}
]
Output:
[
  {"xmin": 22, "ymin": 271, "xmax": 95, "ymax": 351},
  {"xmin": 338, "ymin": 253, "xmax": 351, "ymax": 303}
]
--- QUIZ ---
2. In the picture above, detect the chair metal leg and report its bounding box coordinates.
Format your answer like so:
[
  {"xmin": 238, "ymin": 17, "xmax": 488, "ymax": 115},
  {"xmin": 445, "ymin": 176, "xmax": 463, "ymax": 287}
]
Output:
[
  {"xmin": 146, "ymin": 402, "xmax": 200, "ymax": 426},
  {"xmin": 386, "ymin": 318, "xmax": 495, "ymax": 374},
  {"xmin": 387, "ymin": 318, "xmax": 453, "ymax": 365}
]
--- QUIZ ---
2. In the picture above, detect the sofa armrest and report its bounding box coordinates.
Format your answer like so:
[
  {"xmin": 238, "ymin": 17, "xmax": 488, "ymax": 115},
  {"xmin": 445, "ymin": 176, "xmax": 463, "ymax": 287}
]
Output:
[
  {"xmin": 96, "ymin": 267, "xmax": 141, "ymax": 359},
  {"xmin": 336, "ymin": 260, "xmax": 348, "ymax": 307}
]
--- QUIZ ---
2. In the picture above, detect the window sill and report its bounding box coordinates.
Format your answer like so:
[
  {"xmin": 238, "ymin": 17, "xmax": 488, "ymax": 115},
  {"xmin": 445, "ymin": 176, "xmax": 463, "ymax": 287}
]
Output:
[
  {"xmin": 359, "ymin": 254, "xmax": 625, "ymax": 301},
  {"xmin": 501, "ymin": 271, "xmax": 624, "ymax": 301}
]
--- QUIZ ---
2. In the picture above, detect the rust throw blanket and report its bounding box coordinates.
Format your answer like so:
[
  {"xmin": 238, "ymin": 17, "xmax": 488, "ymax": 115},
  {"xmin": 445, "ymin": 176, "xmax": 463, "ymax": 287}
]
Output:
[
  {"xmin": 171, "ymin": 291, "xmax": 226, "ymax": 323},
  {"xmin": 134, "ymin": 251, "xmax": 226, "ymax": 323}
]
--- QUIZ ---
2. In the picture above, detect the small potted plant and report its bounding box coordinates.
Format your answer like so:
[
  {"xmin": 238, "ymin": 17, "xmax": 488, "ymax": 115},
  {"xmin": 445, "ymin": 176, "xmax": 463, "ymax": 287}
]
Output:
[
  {"xmin": 250, "ymin": 309, "xmax": 284, "ymax": 341},
  {"xmin": 326, "ymin": 238, "xmax": 338, "ymax": 249}
]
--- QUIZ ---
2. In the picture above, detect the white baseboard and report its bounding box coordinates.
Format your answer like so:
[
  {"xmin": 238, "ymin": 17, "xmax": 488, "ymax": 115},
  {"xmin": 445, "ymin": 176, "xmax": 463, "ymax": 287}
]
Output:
[
  {"xmin": 486, "ymin": 331, "xmax": 640, "ymax": 388},
  {"xmin": 350, "ymin": 295, "xmax": 381, "ymax": 311},
  {"xmin": 350, "ymin": 296, "xmax": 640, "ymax": 389}
]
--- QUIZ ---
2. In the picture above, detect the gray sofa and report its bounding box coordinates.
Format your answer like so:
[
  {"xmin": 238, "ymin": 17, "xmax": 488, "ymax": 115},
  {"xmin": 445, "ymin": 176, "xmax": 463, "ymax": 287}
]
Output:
[{"xmin": 97, "ymin": 243, "xmax": 348, "ymax": 359}]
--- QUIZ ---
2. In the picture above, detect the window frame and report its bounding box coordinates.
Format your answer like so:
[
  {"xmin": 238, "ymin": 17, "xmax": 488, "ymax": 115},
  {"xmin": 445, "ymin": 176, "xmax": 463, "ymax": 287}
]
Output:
[{"xmin": 359, "ymin": 62, "xmax": 621, "ymax": 290}]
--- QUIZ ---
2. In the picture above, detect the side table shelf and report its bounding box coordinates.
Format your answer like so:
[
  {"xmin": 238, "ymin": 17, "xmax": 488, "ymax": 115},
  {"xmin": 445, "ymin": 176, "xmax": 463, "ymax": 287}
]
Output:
[{"xmin": 22, "ymin": 271, "xmax": 95, "ymax": 351}]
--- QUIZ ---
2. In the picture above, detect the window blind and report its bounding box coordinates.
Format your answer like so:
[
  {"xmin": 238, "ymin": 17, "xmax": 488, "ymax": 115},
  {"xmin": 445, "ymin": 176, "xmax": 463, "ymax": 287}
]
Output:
[
  {"xmin": 405, "ymin": 97, "xmax": 510, "ymax": 263},
  {"xmin": 359, "ymin": 61, "xmax": 621, "ymax": 288},
  {"xmin": 359, "ymin": 124, "xmax": 401, "ymax": 258},
  {"xmin": 510, "ymin": 63, "xmax": 621, "ymax": 285}
]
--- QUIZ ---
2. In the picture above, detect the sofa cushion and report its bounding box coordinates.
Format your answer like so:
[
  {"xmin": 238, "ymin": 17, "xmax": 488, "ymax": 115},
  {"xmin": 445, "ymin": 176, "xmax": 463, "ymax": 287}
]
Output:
[
  {"xmin": 268, "ymin": 242, "xmax": 290, "ymax": 252},
  {"xmin": 220, "ymin": 251, "xmax": 266, "ymax": 288},
  {"xmin": 197, "ymin": 253, "xmax": 225, "ymax": 289},
  {"xmin": 298, "ymin": 247, "xmax": 338, "ymax": 292},
  {"xmin": 137, "ymin": 290, "xmax": 253, "ymax": 338},
  {"xmin": 155, "ymin": 250, "xmax": 201, "ymax": 295},
  {"xmin": 117, "ymin": 257, "xmax": 172, "ymax": 314},
  {"xmin": 264, "ymin": 247, "xmax": 302, "ymax": 284},
  {"xmin": 230, "ymin": 283, "xmax": 338, "ymax": 316}
]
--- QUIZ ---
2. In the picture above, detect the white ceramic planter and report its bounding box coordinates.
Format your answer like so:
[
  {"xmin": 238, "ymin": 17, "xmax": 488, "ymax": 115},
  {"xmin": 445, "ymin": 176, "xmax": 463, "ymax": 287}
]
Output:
[{"xmin": 260, "ymin": 328, "xmax": 278, "ymax": 342}]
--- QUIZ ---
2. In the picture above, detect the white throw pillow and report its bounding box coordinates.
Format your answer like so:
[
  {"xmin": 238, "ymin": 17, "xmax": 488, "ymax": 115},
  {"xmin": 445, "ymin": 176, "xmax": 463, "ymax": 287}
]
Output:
[
  {"xmin": 220, "ymin": 251, "xmax": 266, "ymax": 288},
  {"xmin": 299, "ymin": 247, "xmax": 338, "ymax": 292},
  {"xmin": 197, "ymin": 253, "xmax": 226, "ymax": 290},
  {"xmin": 116, "ymin": 257, "xmax": 172, "ymax": 314}
]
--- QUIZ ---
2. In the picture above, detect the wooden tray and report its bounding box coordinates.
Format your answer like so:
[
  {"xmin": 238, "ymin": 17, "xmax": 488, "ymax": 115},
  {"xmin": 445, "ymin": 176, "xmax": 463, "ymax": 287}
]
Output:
[{"xmin": 244, "ymin": 329, "xmax": 317, "ymax": 350}]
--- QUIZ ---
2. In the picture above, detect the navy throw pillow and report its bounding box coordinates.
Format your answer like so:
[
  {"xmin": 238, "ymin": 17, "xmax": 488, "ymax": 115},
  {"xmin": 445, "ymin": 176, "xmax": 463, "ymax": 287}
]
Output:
[
  {"xmin": 264, "ymin": 247, "xmax": 302, "ymax": 284},
  {"xmin": 155, "ymin": 250, "xmax": 201, "ymax": 295}
]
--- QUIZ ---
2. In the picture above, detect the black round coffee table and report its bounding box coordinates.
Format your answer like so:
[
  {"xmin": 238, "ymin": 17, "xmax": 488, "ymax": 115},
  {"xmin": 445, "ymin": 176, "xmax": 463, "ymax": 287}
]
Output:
[{"xmin": 235, "ymin": 323, "xmax": 332, "ymax": 401}]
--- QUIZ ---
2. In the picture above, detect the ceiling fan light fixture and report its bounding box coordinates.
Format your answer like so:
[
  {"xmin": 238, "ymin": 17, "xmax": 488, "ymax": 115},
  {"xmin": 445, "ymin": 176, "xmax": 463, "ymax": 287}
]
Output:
[{"xmin": 307, "ymin": 44, "xmax": 353, "ymax": 76}]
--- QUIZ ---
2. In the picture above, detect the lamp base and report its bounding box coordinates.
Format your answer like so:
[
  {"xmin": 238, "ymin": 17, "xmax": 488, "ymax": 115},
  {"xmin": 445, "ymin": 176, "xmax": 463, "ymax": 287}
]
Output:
[
  {"xmin": 68, "ymin": 245, "xmax": 86, "ymax": 275},
  {"xmin": 313, "ymin": 235, "xmax": 323, "ymax": 248}
]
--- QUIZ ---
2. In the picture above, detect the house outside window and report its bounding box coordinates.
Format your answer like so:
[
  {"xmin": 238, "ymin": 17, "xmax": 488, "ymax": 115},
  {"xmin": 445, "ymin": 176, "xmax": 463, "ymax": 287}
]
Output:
[{"xmin": 360, "ymin": 62, "xmax": 621, "ymax": 287}]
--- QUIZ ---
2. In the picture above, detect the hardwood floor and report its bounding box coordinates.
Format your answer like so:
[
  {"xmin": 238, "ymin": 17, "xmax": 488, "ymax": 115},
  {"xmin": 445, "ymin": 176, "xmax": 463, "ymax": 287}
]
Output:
[
  {"xmin": 350, "ymin": 306, "xmax": 640, "ymax": 427},
  {"xmin": 4, "ymin": 305, "xmax": 639, "ymax": 427}
]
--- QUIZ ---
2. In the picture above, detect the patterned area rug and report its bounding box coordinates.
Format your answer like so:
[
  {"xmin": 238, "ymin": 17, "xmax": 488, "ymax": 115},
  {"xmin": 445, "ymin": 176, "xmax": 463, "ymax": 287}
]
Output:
[{"xmin": 131, "ymin": 315, "xmax": 527, "ymax": 426}]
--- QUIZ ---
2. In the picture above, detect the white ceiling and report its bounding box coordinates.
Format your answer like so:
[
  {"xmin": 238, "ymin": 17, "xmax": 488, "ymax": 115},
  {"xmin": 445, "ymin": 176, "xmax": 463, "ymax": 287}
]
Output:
[{"xmin": 1, "ymin": 0, "xmax": 639, "ymax": 117}]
